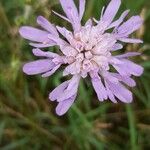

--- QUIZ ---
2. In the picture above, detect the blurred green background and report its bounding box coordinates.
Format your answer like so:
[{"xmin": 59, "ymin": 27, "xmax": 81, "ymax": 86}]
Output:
[{"xmin": 0, "ymin": 0, "xmax": 150, "ymax": 149}]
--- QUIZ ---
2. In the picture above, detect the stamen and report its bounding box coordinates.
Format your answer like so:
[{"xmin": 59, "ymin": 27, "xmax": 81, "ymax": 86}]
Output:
[
  {"xmin": 82, "ymin": 59, "xmax": 92, "ymax": 71},
  {"xmin": 85, "ymin": 51, "xmax": 93, "ymax": 59},
  {"xmin": 52, "ymin": 10, "xmax": 71, "ymax": 23},
  {"xmin": 76, "ymin": 53, "xmax": 84, "ymax": 62}
]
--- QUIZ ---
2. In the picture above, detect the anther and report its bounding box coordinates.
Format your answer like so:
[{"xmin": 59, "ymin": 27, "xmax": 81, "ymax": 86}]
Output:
[{"xmin": 85, "ymin": 51, "xmax": 93, "ymax": 59}]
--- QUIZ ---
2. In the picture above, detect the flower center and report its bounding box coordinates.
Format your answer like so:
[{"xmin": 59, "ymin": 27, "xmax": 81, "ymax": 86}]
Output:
[{"xmin": 64, "ymin": 25, "xmax": 116, "ymax": 77}]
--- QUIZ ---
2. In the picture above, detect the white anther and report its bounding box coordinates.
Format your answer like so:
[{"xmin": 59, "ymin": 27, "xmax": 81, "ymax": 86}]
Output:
[
  {"xmin": 82, "ymin": 59, "xmax": 92, "ymax": 71},
  {"xmin": 76, "ymin": 53, "xmax": 84, "ymax": 62},
  {"xmin": 85, "ymin": 51, "xmax": 93, "ymax": 59},
  {"xmin": 66, "ymin": 56, "xmax": 75, "ymax": 64}
]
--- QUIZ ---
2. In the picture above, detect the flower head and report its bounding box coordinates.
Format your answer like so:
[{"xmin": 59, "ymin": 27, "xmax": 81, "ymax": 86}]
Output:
[{"xmin": 19, "ymin": 0, "xmax": 144, "ymax": 116}]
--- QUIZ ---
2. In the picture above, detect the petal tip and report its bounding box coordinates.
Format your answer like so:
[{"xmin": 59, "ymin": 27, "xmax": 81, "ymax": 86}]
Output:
[
  {"xmin": 19, "ymin": 27, "xmax": 26, "ymax": 37},
  {"xmin": 49, "ymin": 92, "xmax": 56, "ymax": 101},
  {"xmin": 56, "ymin": 105, "xmax": 66, "ymax": 116},
  {"xmin": 37, "ymin": 15, "xmax": 44, "ymax": 23},
  {"xmin": 139, "ymin": 66, "xmax": 144, "ymax": 75},
  {"xmin": 125, "ymin": 98, "xmax": 133, "ymax": 104},
  {"xmin": 22, "ymin": 64, "xmax": 31, "ymax": 75}
]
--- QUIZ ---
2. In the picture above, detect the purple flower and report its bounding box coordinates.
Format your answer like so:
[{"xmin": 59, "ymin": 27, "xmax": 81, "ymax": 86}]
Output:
[{"xmin": 19, "ymin": 0, "xmax": 144, "ymax": 116}]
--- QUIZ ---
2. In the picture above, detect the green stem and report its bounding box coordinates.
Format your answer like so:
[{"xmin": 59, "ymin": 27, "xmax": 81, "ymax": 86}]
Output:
[{"xmin": 126, "ymin": 105, "xmax": 138, "ymax": 150}]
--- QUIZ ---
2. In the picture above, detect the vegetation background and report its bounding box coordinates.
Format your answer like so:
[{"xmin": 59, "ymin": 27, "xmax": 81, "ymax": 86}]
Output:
[{"xmin": 0, "ymin": 0, "xmax": 150, "ymax": 149}]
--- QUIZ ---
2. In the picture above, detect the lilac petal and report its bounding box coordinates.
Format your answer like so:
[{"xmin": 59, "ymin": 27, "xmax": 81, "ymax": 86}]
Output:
[
  {"xmin": 56, "ymin": 26, "xmax": 73, "ymax": 44},
  {"xmin": 110, "ymin": 57, "xmax": 123, "ymax": 65},
  {"xmin": 104, "ymin": 81, "xmax": 117, "ymax": 103},
  {"xmin": 19, "ymin": 26, "xmax": 48, "ymax": 42},
  {"xmin": 56, "ymin": 94, "xmax": 76, "ymax": 116},
  {"xmin": 66, "ymin": 75, "xmax": 80, "ymax": 91},
  {"xmin": 29, "ymin": 42, "xmax": 56, "ymax": 48},
  {"xmin": 119, "ymin": 38, "xmax": 143, "ymax": 43},
  {"xmin": 57, "ymin": 75, "xmax": 80, "ymax": 102},
  {"xmin": 108, "ymin": 10, "xmax": 130, "ymax": 29},
  {"xmin": 37, "ymin": 16, "xmax": 59, "ymax": 36},
  {"xmin": 47, "ymin": 34, "xmax": 65, "ymax": 46},
  {"xmin": 122, "ymin": 59, "xmax": 144, "ymax": 76},
  {"xmin": 42, "ymin": 65, "xmax": 61, "ymax": 77},
  {"xmin": 63, "ymin": 62, "xmax": 81, "ymax": 76},
  {"xmin": 102, "ymin": 0, "xmax": 121, "ymax": 26},
  {"xmin": 61, "ymin": 46, "xmax": 78, "ymax": 57},
  {"xmin": 93, "ymin": 37, "xmax": 116, "ymax": 54},
  {"xmin": 56, "ymin": 26, "xmax": 69, "ymax": 37},
  {"xmin": 59, "ymin": 0, "xmax": 78, "ymax": 20},
  {"xmin": 121, "ymin": 77, "xmax": 136, "ymax": 87},
  {"xmin": 113, "ymin": 64, "xmax": 130, "ymax": 76},
  {"xmin": 117, "ymin": 16, "xmax": 143, "ymax": 36},
  {"xmin": 59, "ymin": 0, "xmax": 81, "ymax": 31},
  {"xmin": 49, "ymin": 81, "xmax": 69, "ymax": 101},
  {"xmin": 113, "ymin": 59, "xmax": 144, "ymax": 76},
  {"xmin": 23, "ymin": 59, "xmax": 55, "ymax": 75},
  {"xmin": 102, "ymin": 71, "xmax": 119, "ymax": 84},
  {"xmin": 79, "ymin": 0, "xmax": 86, "ymax": 20},
  {"xmin": 115, "ymin": 52, "xmax": 140, "ymax": 58},
  {"xmin": 52, "ymin": 57, "xmax": 64, "ymax": 65},
  {"xmin": 91, "ymin": 76, "xmax": 107, "ymax": 101},
  {"xmin": 111, "ymin": 43, "xmax": 123, "ymax": 51},
  {"xmin": 32, "ymin": 48, "xmax": 59, "ymax": 58},
  {"xmin": 111, "ymin": 73, "xmax": 136, "ymax": 87},
  {"xmin": 107, "ymin": 81, "xmax": 133, "ymax": 103}
]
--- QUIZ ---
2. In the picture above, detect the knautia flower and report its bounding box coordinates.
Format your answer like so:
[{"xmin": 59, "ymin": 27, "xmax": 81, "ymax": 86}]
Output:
[{"xmin": 19, "ymin": 0, "xmax": 144, "ymax": 116}]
